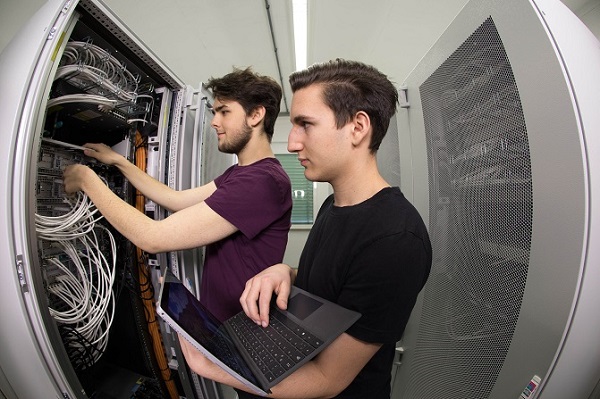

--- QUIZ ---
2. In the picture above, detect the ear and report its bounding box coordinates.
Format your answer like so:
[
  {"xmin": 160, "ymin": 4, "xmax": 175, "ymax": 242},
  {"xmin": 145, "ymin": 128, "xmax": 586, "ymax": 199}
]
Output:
[
  {"xmin": 350, "ymin": 111, "xmax": 371, "ymax": 148},
  {"xmin": 247, "ymin": 105, "xmax": 266, "ymax": 128}
]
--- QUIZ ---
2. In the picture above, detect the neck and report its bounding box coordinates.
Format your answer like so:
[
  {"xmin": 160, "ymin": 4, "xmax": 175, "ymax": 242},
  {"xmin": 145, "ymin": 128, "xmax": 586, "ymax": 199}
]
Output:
[
  {"xmin": 331, "ymin": 157, "xmax": 390, "ymax": 207},
  {"xmin": 237, "ymin": 130, "xmax": 274, "ymax": 166}
]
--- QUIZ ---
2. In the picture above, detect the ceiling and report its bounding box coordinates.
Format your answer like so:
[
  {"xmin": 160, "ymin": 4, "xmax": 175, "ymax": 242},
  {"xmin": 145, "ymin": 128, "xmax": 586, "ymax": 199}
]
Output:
[
  {"xmin": 0, "ymin": 0, "xmax": 595, "ymax": 115},
  {"xmin": 97, "ymin": 0, "xmax": 592, "ymax": 115}
]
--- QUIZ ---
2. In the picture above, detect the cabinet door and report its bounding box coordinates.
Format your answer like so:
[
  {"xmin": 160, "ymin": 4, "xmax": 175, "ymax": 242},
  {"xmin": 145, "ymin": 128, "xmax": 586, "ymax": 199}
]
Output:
[{"xmin": 392, "ymin": 0, "xmax": 600, "ymax": 398}]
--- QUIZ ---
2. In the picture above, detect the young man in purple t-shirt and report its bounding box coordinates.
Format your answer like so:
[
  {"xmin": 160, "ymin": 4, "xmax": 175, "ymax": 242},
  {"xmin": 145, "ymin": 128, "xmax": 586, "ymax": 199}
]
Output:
[
  {"xmin": 63, "ymin": 67, "xmax": 293, "ymax": 321},
  {"xmin": 178, "ymin": 60, "xmax": 432, "ymax": 399}
]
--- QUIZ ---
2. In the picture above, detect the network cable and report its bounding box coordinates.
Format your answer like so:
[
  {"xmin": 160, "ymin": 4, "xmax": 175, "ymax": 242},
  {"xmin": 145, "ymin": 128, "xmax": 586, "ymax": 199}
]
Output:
[
  {"xmin": 51, "ymin": 40, "xmax": 154, "ymax": 126},
  {"xmin": 36, "ymin": 190, "xmax": 117, "ymax": 369}
]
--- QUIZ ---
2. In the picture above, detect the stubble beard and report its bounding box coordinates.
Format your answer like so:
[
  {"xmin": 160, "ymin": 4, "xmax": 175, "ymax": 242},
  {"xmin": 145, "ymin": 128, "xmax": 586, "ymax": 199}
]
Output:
[{"xmin": 218, "ymin": 120, "xmax": 253, "ymax": 154}]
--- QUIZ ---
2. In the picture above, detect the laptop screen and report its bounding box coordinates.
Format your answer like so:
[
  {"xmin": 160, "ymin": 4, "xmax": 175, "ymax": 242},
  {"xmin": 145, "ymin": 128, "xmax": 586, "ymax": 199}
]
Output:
[{"xmin": 162, "ymin": 280, "xmax": 260, "ymax": 386}]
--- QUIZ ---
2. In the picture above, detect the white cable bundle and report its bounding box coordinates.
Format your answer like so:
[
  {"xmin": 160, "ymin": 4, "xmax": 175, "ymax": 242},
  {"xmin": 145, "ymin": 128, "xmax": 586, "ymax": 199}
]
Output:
[
  {"xmin": 52, "ymin": 41, "xmax": 155, "ymax": 125},
  {"xmin": 53, "ymin": 64, "xmax": 137, "ymax": 103},
  {"xmin": 57, "ymin": 41, "xmax": 139, "ymax": 102},
  {"xmin": 36, "ymin": 191, "xmax": 116, "ymax": 368}
]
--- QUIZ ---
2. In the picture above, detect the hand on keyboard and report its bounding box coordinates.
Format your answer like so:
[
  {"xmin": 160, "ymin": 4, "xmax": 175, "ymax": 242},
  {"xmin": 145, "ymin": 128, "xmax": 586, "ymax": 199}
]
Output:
[{"xmin": 240, "ymin": 263, "xmax": 296, "ymax": 327}]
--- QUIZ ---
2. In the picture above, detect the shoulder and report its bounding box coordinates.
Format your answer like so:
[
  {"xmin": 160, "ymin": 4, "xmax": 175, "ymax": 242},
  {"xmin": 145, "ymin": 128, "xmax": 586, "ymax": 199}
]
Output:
[
  {"xmin": 217, "ymin": 158, "xmax": 290, "ymax": 186},
  {"xmin": 367, "ymin": 188, "xmax": 427, "ymax": 231},
  {"xmin": 338, "ymin": 188, "xmax": 430, "ymax": 253},
  {"xmin": 211, "ymin": 159, "xmax": 292, "ymax": 208}
]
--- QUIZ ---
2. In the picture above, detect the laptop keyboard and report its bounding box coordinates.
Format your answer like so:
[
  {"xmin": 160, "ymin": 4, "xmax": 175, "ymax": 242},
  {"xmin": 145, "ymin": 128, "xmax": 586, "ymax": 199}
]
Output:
[{"xmin": 229, "ymin": 310, "xmax": 324, "ymax": 383}]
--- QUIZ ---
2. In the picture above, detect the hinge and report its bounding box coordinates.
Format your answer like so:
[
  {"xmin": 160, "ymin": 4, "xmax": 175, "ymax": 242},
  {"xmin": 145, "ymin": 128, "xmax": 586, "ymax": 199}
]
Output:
[
  {"xmin": 48, "ymin": 0, "xmax": 73, "ymax": 40},
  {"xmin": 399, "ymin": 85, "xmax": 409, "ymax": 108},
  {"xmin": 15, "ymin": 255, "xmax": 29, "ymax": 293},
  {"xmin": 62, "ymin": 0, "xmax": 74, "ymax": 14},
  {"xmin": 47, "ymin": 26, "xmax": 59, "ymax": 41}
]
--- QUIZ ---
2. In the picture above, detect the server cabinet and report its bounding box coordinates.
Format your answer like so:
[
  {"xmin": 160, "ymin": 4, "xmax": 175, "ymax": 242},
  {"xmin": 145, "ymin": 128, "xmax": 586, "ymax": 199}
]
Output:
[
  {"xmin": 393, "ymin": 0, "xmax": 600, "ymax": 398},
  {"xmin": 0, "ymin": 1, "xmax": 233, "ymax": 398}
]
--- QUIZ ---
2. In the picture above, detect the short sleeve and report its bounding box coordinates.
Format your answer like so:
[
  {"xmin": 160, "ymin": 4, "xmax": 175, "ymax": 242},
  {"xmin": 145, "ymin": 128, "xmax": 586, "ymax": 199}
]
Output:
[{"xmin": 205, "ymin": 162, "xmax": 291, "ymax": 239}]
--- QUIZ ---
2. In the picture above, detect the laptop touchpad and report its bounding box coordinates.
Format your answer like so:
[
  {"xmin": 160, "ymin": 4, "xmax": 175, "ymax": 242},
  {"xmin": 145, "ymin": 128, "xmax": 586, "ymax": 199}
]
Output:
[{"xmin": 287, "ymin": 292, "xmax": 323, "ymax": 320}]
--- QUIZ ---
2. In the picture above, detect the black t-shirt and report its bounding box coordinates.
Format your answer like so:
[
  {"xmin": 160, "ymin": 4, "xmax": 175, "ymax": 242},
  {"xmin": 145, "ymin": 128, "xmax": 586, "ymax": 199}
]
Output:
[
  {"xmin": 238, "ymin": 187, "xmax": 431, "ymax": 399},
  {"xmin": 295, "ymin": 187, "xmax": 432, "ymax": 399}
]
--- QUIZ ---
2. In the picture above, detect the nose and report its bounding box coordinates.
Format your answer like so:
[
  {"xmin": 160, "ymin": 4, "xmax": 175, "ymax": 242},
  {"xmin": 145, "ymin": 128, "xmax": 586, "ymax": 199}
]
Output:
[
  {"xmin": 211, "ymin": 113, "xmax": 220, "ymax": 129},
  {"xmin": 287, "ymin": 126, "xmax": 303, "ymax": 153}
]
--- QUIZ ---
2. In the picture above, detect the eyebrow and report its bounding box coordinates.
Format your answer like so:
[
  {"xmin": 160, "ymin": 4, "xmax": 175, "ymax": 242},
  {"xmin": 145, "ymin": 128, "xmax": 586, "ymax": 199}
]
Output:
[
  {"xmin": 213, "ymin": 103, "xmax": 230, "ymax": 113},
  {"xmin": 291, "ymin": 114, "xmax": 315, "ymax": 124}
]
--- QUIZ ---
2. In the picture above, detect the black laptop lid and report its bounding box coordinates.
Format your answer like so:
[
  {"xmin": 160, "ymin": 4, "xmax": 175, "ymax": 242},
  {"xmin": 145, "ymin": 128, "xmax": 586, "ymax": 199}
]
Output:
[{"xmin": 161, "ymin": 279, "xmax": 261, "ymax": 387}]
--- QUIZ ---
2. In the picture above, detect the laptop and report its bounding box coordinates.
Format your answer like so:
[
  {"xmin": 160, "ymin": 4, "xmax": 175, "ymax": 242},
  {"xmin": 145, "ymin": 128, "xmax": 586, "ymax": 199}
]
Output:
[{"xmin": 156, "ymin": 268, "xmax": 361, "ymax": 395}]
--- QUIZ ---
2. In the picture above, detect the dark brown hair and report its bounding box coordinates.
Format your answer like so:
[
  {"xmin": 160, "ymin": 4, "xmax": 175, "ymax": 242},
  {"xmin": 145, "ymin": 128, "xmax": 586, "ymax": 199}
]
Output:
[
  {"xmin": 206, "ymin": 67, "xmax": 282, "ymax": 140},
  {"xmin": 289, "ymin": 59, "xmax": 398, "ymax": 152}
]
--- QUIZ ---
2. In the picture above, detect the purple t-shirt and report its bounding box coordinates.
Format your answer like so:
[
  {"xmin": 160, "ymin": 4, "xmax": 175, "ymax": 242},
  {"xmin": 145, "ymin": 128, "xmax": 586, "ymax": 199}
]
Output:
[{"xmin": 202, "ymin": 157, "xmax": 292, "ymax": 321}]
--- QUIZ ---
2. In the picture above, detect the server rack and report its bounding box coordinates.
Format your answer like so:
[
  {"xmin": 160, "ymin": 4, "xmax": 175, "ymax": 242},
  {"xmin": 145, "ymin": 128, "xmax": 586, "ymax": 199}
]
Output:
[{"xmin": 0, "ymin": 1, "xmax": 234, "ymax": 398}]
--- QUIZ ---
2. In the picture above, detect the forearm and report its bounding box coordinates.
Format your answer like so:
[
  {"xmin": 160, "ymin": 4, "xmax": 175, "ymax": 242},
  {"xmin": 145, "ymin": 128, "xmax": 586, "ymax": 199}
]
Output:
[
  {"xmin": 113, "ymin": 158, "xmax": 183, "ymax": 211},
  {"xmin": 178, "ymin": 336, "xmax": 260, "ymax": 393},
  {"xmin": 181, "ymin": 330, "xmax": 378, "ymax": 399},
  {"xmin": 268, "ymin": 363, "xmax": 336, "ymax": 399},
  {"xmin": 85, "ymin": 142, "xmax": 203, "ymax": 211},
  {"xmin": 195, "ymin": 362, "xmax": 333, "ymax": 399},
  {"xmin": 267, "ymin": 334, "xmax": 380, "ymax": 399},
  {"xmin": 180, "ymin": 338, "xmax": 330, "ymax": 399},
  {"xmin": 72, "ymin": 166, "xmax": 236, "ymax": 253},
  {"xmin": 185, "ymin": 350, "xmax": 343, "ymax": 399},
  {"xmin": 78, "ymin": 170, "xmax": 162, "ymax": 252}
]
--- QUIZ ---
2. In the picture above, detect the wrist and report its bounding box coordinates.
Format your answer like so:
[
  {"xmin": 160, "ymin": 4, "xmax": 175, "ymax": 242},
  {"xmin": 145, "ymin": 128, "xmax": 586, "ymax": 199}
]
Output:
[
  {"xmin": 112, "ymin": 155, "xmax": 129, "ymax": 169},
  {"xmin": 80, "ymin": 165, "xmax": 104, "ymax": 193}
]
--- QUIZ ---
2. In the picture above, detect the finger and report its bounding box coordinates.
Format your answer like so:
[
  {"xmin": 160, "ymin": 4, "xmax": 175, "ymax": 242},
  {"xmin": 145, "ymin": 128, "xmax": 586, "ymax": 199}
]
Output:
[
  {"xmin": 83, "ymin": 143, "xmax": 103, "ymax": 151},
  {"xmin": 258, "ymin": 285, "xmax": 274, "ymax": 327},
  {"xmin": 62, "ymin": 168, "xmax": 74, "ymax": 193},
  {"xmin": 275, "ymin": 283, "xmax": 291, "ymax": 311},
  {"xmin": 178, "ymin": 335, "xmax": 188, "ymax": 356},
  {"xmin": 83, "ymin": 144, "xmax": 102, "ymax": 158},
  {"xmin": 241, "ymin": 279, "xmax": 261, "ymax": 323}
]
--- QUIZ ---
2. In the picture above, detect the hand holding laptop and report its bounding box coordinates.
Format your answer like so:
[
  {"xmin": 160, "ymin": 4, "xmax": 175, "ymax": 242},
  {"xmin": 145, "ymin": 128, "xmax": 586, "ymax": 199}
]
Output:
[
  {"xmin": 178, "ymin": 335, "xmax": 212, "ymax": 371},
  {"xmin": 156, "ymin": 267, "xmax": 360, "ymax": 395}
]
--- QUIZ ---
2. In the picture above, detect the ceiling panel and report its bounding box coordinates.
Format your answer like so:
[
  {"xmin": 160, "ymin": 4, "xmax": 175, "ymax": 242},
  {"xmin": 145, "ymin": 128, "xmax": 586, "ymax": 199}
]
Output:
[
  {"xmin": 101, "ymin": 0, "xmax": 477, "ymax": 113},
  {"xmin": 308, "ymin": 0, "xmax": 470, "ymax": 86}
]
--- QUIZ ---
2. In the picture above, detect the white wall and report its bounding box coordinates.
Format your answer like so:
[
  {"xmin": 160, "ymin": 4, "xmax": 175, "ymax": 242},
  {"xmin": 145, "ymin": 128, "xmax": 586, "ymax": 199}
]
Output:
[{"xmin": 0, "ymin": 0, "xmax": 45, "ymax": 54}]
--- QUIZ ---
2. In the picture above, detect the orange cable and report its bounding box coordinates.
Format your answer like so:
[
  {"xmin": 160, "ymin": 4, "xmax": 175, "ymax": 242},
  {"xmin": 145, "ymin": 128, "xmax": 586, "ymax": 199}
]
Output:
[{"xmin": 134, "ymin": 131, "xmax": 179, "ymax": 399}]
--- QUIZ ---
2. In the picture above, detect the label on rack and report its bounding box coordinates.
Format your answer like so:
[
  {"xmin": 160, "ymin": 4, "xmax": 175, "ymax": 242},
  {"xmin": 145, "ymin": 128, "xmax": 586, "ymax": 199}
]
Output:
[{"xmin": 519, "ymin": 375, "xmax": 541, "ymax": 399}]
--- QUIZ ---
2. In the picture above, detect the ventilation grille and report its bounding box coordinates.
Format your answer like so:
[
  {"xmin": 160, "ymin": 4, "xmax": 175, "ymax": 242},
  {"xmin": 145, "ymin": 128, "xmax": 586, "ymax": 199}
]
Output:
[{"xmin": 404, "ymin": 17, "xmax": 533, "ymax": 398}]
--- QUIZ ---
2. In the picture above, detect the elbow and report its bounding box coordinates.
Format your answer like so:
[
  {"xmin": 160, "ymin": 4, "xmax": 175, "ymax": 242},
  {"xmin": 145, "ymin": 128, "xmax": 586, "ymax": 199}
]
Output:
[
  {"xmin": 323, "ymin": 387, "xmax": 345, "ymax": 399},
  {"xmin": 141, "ymin": 245, "xmax": 161, "ymax": 255},
  {"xmin": 133, "ymin": 240, "xmax": 160, "ymax": 255},
  {"xmin": 139, "ymin": 239, "xmax": 168, "ymax": 254},
  {"xmin": 131, "ymin": 232, "xmax": 167, "ymax": 255}
]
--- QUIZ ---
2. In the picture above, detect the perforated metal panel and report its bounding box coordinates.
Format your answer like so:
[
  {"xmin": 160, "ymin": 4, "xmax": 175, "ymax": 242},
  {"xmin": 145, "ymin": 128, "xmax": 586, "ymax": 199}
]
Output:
[{"xmin": 404, "ymin": 17, "xmax": 533, "ymax": 398}]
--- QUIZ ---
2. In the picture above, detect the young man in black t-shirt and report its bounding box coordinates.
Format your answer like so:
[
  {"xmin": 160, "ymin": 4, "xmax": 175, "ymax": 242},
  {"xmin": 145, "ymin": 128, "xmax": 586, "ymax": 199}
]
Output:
[{"xmin": 179, "ymin": 59, "xmax": 432, "ymax": 399}]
